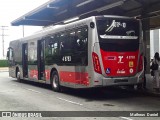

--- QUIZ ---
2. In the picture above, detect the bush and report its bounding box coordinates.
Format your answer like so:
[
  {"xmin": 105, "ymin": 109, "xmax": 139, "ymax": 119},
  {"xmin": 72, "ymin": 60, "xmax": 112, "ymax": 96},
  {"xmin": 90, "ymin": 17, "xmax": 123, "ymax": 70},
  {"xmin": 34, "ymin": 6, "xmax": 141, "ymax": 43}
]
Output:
[{"xmin": 0, "ymin": 60, "xmax": 8, "ymax": 67}]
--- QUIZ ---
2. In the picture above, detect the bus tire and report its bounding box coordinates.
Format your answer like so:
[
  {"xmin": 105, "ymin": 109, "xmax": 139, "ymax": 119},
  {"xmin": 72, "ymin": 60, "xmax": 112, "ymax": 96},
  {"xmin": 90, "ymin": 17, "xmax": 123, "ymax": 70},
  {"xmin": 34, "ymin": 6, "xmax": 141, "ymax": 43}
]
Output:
[
  {"xmin": 51, "ymin": 71, "xmax": 61, "ymax": 92},
  {"xmin": 16, "ymin": 71, "xmax": 21, "ymax": 82}
]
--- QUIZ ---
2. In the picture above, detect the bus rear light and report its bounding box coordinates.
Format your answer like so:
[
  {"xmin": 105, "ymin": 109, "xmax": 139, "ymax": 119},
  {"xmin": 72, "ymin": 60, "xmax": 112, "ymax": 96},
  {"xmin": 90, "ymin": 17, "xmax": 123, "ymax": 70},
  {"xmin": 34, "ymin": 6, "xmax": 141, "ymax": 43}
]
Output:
[
  {"xmin": 92, "ymin": 52, "xmax": 102, "ymax": 74},
  {"xmin": 138, "ymin": 54, "xmax": 143, "ymax": 72}
]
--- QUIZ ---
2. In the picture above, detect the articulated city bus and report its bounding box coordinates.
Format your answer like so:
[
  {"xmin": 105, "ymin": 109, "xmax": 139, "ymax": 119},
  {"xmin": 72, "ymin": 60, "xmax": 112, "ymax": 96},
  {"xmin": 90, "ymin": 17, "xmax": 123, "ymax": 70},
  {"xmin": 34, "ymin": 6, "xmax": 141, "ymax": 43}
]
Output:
[{"xmin": 7, "ymin": 15, "xmax": 144, "ymax": 91}]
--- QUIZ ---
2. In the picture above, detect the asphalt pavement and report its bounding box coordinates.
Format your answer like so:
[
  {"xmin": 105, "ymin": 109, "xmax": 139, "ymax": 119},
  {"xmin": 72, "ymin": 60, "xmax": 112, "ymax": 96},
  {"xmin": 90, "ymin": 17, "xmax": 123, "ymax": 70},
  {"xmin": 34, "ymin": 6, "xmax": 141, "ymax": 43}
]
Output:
[
  {"xmin": 0, "ymin": 67, "xmax": 159, "ymax": 97},
  {"xmin": 0, "ymin": 70, "xmax": 160, "ymax": 120}
]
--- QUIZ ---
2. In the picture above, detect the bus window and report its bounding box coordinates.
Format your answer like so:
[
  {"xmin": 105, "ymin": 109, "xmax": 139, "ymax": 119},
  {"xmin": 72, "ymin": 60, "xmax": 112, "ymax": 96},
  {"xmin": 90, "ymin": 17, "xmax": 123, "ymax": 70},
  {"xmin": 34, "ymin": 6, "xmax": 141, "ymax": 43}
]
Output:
[
  {"xmin": 60, "ymin": 26, "xmax": 88, "ymax": 66},
  {"xmin": 7, "ymin": 48, "xmax": 15, "ymax": 66},
  {"xmin": 28, "ymin": 41, "xmax": 37, "ymax": 65},
  {"xmin": 96, "ymin": 18, "xmax": 139, "ymax": 52},
  {"xmin": 8, "ymin": 48, "xmax": 14, "ymax": 61},
  {"xmin": 59, "ymin": 32, "xmax": 72, "ymax": 54},
  {"xmin": 73, "ymin": 27, "xmax": 88, "ymax": 65},
  {"xmin": 45, "ymin": 35, "xmax": 59, "ymax": 64}
]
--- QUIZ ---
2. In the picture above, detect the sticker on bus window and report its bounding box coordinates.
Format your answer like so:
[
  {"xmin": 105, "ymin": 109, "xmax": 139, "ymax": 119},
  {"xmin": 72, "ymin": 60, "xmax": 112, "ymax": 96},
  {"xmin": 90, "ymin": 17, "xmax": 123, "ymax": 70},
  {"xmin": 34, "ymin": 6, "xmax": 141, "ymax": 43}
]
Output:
[
  {"xmin": 106, "ymin": 68, "xmax": 111, "ymax": 74},
  {"xmin": 62, "ymin": 56, "xmax": 72, "ymax": 62},
  {"xmin": 105, "ymin": 20, "xmax": 126, "ymax": 32}
]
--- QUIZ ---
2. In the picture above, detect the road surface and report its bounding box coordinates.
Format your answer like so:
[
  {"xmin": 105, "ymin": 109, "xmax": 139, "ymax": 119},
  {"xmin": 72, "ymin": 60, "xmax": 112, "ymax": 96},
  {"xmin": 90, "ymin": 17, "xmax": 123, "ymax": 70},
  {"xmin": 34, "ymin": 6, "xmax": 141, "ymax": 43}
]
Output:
[{"xmin": 0, "ymin": 72, "xmax": 160, "ymax": 120}]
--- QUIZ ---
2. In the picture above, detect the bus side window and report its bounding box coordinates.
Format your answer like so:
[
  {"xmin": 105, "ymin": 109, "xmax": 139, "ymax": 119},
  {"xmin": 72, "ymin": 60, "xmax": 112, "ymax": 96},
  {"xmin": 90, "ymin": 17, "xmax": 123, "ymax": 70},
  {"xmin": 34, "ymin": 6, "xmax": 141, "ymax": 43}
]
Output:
[
  {"xmin": 58, "ymin": 26, "xmax": 88, "ymax": 65},
  {"xmin": 8, "ymin": 48, "xmax": 14, "ymax": 61},
  {"xmin": 74, "ymin": 27, "xmax": 88, "ymax": 65},
  {"xmin": 59, "ymin": 32, "xmax": 69, "ymax": 54},
  {"xmin": 7, "ymin": 48, "xmax": 15, "ymax": 66},
  {"xmin": 45, "ymin": 35, "xmax": 59, "ymax": 64}
]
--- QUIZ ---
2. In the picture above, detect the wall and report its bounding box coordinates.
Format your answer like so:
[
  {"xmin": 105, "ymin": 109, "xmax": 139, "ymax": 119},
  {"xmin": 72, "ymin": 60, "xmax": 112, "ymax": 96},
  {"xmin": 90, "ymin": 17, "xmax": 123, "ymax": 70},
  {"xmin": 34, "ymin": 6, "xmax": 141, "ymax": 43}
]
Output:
[{"xmin": 150, "ymin": 29, "xmax": 160, "ymax": 59}]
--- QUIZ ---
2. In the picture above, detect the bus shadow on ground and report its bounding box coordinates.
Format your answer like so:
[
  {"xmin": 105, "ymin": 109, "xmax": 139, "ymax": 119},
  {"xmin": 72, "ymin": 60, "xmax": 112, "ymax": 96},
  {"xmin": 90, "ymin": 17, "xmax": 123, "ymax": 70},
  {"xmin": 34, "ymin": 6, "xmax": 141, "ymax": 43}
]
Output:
[
  {"xmin": 63, "ymin": 87, "xmax": 147, "ymax": 101},
  {"xmin": 12, "ymin": 79, "xmax": 52, "ymax": 90},
  {"xmin": 12, "ymin": 79, "xmax": 147, "ymax": 101}
]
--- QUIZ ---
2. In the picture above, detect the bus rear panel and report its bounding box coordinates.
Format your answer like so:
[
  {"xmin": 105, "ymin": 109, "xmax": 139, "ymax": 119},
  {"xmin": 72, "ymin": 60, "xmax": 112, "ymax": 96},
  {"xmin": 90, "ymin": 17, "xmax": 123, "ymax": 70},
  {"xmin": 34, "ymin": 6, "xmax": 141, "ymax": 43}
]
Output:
[{"xmin": 90, "ymin": 16, "xmax": 143, "ymax": 87}]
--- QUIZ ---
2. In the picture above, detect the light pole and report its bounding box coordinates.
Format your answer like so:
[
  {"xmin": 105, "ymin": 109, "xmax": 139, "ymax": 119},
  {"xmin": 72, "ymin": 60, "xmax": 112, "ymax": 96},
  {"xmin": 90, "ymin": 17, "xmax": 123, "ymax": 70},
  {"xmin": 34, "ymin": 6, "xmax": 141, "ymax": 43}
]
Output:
[
  {"xmin": 0, "ymin": 26, "xmax": 8, "ymax": 57},
  {"xmin": 22, "ymin": 25, "xmax": 24, "ymax": 37}
]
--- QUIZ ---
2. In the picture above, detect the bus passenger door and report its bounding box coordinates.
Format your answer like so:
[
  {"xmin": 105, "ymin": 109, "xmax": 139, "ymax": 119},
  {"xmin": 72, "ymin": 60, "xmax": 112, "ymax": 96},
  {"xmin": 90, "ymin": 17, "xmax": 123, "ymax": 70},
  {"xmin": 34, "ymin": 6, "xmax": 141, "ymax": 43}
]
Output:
[
  {"xmin": 22, "ymin": 43, "xmax": 28, "ymax": 78},
  {"xmin": 37, "ymin": 40, "xmax": 45, "ymax": 80}
]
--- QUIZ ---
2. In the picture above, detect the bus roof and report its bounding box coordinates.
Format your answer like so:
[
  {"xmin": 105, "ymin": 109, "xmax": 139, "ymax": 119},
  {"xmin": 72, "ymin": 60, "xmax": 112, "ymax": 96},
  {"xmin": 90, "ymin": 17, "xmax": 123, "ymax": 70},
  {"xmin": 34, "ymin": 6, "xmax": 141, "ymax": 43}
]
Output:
[{"xmin": 11, "ymin": 15, "xmax": 135, "ymax": 42}]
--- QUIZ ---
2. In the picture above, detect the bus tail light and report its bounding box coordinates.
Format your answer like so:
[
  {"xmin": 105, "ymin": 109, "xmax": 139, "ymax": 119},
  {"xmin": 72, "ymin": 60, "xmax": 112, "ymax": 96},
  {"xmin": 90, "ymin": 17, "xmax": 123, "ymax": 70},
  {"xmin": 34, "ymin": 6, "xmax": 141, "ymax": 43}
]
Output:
[
  {"xmin": 138, "ymin": 54, "xmax": 143, "ymax": 72},
  {"xmin": 92, "ymin": 52, "xmax": 102, "ymax": 74}
]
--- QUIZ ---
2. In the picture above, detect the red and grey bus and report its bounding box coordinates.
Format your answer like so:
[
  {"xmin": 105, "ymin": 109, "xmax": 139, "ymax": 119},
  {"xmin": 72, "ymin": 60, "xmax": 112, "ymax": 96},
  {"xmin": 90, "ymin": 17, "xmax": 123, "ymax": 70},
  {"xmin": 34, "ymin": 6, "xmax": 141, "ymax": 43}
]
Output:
[{"xmin": 7, "ymin": 15, "xmax": 144, "ymax": 91}]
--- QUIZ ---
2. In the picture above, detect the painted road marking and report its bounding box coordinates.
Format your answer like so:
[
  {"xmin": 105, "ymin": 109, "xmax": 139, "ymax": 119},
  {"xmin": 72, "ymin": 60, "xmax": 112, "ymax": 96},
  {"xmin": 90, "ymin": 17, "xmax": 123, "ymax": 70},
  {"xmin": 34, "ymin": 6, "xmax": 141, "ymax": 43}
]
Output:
[
  {"xmin": 25, "ymin": 88, "xmax": 42, "ymax": 94},
  {"xmin": 57, "ymin": 97, "xmax": 83, "ymax": 106},
  {"xmin": 120, "ymin": 117, "xmax": 133, "ymax": 120},
  {"xmin": 11, "ymin": 84, "xmax": 41, "ymax": 94}
]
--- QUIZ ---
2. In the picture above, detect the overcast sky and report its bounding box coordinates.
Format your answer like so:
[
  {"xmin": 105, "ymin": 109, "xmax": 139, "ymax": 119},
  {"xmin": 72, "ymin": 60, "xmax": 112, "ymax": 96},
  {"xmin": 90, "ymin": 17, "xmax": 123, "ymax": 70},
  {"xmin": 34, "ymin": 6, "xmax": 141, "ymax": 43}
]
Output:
[
  {"xmin": 0, "ymin": 0, "xmax": 49, "ymax": 58},
  {"xmin": 0, "ymin": 0, "xmax": 49, "ymax": 25}
]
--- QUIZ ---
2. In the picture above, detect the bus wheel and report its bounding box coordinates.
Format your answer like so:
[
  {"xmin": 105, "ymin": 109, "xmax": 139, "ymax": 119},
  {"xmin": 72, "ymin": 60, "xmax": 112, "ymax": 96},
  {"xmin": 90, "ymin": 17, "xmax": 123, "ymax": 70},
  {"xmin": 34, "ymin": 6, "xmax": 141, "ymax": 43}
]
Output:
[
  {"xmin": 16, "ymin": 71, "xmax": 21, "ymax": 82},
  {"xmin": 51, "ymin": 71, "xmax": 61, "ymax": 92}
]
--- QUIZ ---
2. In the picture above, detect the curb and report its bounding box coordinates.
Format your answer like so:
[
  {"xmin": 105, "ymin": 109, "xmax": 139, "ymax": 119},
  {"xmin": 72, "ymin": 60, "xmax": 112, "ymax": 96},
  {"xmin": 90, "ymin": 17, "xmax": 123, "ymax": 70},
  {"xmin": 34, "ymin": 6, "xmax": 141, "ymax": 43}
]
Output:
[
  {"xmin": 0, "ymin": 70, "xmax": 8, "ymax": 72},
  {"xmin": 0, "ymin": 67, "xmax": 8, "ymax": 72}
]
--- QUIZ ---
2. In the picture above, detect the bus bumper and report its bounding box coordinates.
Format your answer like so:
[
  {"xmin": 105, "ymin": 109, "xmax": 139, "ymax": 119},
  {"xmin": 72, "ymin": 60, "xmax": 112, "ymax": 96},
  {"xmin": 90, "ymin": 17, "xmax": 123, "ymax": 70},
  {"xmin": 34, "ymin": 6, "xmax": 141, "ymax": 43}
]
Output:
[{"xmin": 93, "ymin": 72, "xmax": 144, "ymax": 87}]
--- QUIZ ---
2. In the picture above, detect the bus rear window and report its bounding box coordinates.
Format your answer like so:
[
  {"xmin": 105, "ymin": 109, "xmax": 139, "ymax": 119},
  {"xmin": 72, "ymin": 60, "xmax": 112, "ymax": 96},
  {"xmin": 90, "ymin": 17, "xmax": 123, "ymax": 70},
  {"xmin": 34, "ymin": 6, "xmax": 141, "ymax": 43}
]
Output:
[
  {"xmin": 99, "ymin": 39, "xmax": 139, "ymax": 52},
  {"xmin": 96, "ymin": 17, "xmax": 139, "ymax": 52},
  {"xmin": 96, "ymin": 17, "xmax": 139, "ymax": 37}
]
